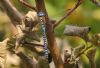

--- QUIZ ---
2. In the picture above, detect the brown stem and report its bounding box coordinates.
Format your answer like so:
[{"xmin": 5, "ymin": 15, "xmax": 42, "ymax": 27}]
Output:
[
  {"xmin": 19, "ymin": 0, "xmax": 37, "ymax": 11},
  {"xmin": 0, "ymin": 0, "xmax": 23, "ymax": 36},
  {"xmin": 54, "ymin": 0, "xmax": 84, "ymax": 28},
  {"xmin": 0, "ymin": 0, "xmax": 23, "ymax": 24},
  {"xmin": 35, "ymin": 0, "xmax": 63, "ymax": 68},
  {"xmin": 9, "ymin": 21, "xmax": 19, "ymax": 36}
]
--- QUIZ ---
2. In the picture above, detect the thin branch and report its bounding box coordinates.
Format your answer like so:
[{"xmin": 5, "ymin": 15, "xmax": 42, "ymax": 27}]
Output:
[
  {"xmin": 22, "ymin": 42, "xmax": 44, "ymax": 55},
  {"xmin": 0, "ymin": 0, "xmax": 23, "ymax": 37},
  {"xmin": 0, "ymin": 0, "xmax": 23, "ymax": 24},
  {"xmin": 76, "ymin": 45, "xmax": 93, "ymax": 58},
  {"xmin": 24, "ymin": 42, "xmax": 43, "ymax": 47},
  {"xmin": 54, "ymin": 0, "xmax": 84, "ymax": 28},
  {"xmin": 19, "ymin": 0, "xmax": 37, "ymax": 11},
  {"xmin": 7, "ymin": 38, "xmax": 44, "ymax": 56},
  {"xmin": 35, "ymin": 0, "xmax": 64, "ymax": 68}
]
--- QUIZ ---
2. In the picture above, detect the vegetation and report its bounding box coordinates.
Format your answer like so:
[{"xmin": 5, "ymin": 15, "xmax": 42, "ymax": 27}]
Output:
[{"xmin": 0, "ymin": 0, "xmax": 100, "ymax": 68}]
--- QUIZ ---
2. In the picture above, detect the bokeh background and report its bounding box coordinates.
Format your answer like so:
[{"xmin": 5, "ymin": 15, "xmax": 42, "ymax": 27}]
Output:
[{"xmin": 0, "ymin": 0, "xmax": 100, "ymax": 68}]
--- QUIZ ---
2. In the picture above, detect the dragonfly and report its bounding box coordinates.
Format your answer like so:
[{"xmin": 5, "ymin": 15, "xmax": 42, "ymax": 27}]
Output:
[{"xmin": 37, "ymin": 11, "xmax": 49, "ymax": 59}]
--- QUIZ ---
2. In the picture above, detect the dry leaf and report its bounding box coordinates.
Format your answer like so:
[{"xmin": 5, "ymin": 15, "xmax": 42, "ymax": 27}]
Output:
[
  {"xmin": 64, "ymin": 50, "xmax": 79, "ymax": 68},
  {"xmin": 64, "ymin": 25, "xmax": 91, "ymax": 41},
  {"xmin": 0, "ymin": 38, "xmax": 9, "ymax": 68}
]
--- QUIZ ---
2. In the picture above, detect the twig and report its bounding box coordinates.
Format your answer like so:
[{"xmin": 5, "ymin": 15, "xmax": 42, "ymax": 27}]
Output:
[
  {"xmin": 76, "ymin": 45, "xmax": 93, "ymax": 58},
  {"xmin": 24, "ymin": 42, "xmax": 43, "ymax": 47},
  {"xmin": 0, "ymin": 0, "xmax": 23, "ymax": 24},
  {"xmin": 19, "ymin": 0, "xmax": 37, "ymax": 11},
  {"xmin": 7, "ymin": 38, "xmax": 44, "ymax": 56},
  {"xmin": 0, "ymin": 0, "xmax": 23, "ymax": 36},
  {"xmin": 54, "ymin": 0, "xmax": 84, "ymax": 28},
  {"xmin": 35, "ymin": 0, "xmax": 64, "ymax": 68},
  {"xmin": 23, "ymin": 42, "xmax": 44, "ymax": 55}
]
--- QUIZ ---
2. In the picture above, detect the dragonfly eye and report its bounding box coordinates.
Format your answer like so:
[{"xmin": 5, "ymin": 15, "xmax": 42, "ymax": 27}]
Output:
[{"xmin": 38, "ymin": 11, "xmax": 45, "ymax": 17}]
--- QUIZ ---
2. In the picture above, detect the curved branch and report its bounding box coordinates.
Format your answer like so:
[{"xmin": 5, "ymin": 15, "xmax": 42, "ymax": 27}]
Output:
[
  {"xmin": 19, "ymin": 0, "xmax": 37, "ymax": 11},
  {"xmin": 54, "ymin": 0, "xmax": 84, "ymax": 28},
  {"xmin": 0, "ymin": 0, "xmax": 23, "ymax": 24}
]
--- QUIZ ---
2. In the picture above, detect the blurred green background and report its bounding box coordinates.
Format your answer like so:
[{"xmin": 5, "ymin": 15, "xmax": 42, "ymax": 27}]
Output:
[{"xmin": 0, "ymin": 0, "xmax": 100, "ymax": 68}]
